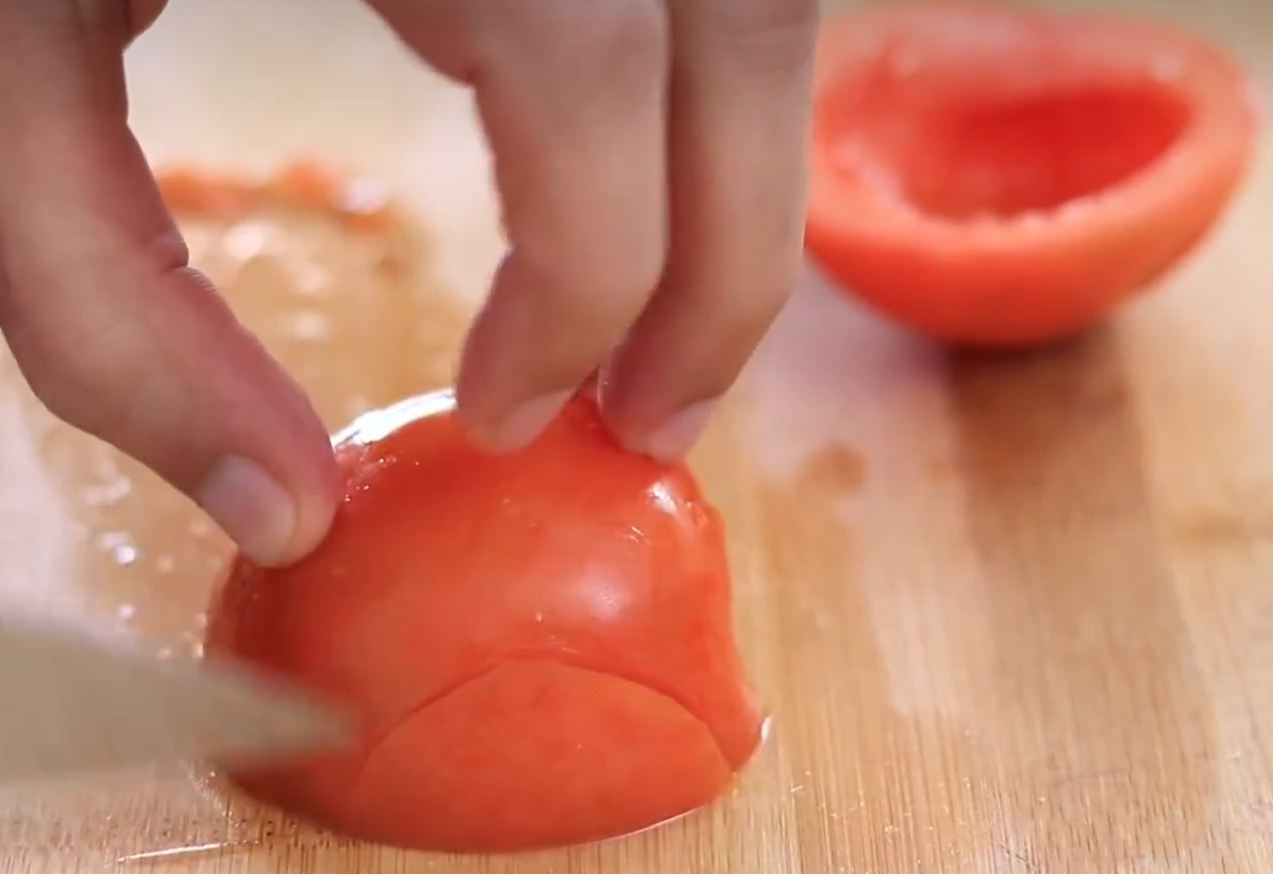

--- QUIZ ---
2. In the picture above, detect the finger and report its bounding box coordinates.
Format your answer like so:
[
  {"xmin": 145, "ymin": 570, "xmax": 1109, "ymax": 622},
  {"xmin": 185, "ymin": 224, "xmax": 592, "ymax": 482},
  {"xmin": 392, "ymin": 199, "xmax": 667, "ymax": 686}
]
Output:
[
  {"xmin": 598, "ymin": 0, "xmax": 818, "ymax": 460},
  {"xmin": 0, "ymin": 2, "xmax": 340, "ymax": 566},
  {"xmin": 123, "ymin": 0, "xmax": 169, "ymax": 42},
  {"xmin": 368, "ymin": 0, "xmax": 670, "ymax": 449},
  {"xmin": 65, "ymin": 0, "xmax": 166, "ymax": 39}
]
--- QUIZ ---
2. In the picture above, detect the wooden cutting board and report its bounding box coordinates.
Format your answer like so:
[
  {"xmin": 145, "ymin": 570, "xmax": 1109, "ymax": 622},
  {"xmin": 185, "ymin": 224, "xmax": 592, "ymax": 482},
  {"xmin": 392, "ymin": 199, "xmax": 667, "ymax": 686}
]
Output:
[{"xmin": 2, "ymin": 0, "xmax": 1271, "ymax": 871}]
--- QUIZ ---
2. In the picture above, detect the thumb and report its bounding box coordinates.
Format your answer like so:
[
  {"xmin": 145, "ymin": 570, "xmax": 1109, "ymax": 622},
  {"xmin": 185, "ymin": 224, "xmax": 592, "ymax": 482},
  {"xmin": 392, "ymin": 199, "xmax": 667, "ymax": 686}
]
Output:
[{"xmin": 0, "ymin": 2, "xmax": 340, "ymax": 567}]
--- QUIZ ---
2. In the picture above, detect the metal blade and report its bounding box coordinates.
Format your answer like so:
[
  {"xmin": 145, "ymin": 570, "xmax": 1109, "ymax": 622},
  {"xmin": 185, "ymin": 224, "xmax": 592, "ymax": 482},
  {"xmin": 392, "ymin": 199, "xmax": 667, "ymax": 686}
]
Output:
[{"xmin": 0, "ymin": 610, "xmax": 352, "ymax": 784}]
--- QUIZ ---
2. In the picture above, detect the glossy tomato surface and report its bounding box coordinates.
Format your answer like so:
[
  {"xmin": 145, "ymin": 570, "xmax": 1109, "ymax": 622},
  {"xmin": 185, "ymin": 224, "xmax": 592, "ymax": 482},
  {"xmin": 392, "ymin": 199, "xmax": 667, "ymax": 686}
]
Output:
[
  {"xmin": 806, "ymin": 2, "xmax": 1260, "ymax": 347},
  {"xmin": 205, "ymin": 390, "xmax": 763, "ymax": 852}
]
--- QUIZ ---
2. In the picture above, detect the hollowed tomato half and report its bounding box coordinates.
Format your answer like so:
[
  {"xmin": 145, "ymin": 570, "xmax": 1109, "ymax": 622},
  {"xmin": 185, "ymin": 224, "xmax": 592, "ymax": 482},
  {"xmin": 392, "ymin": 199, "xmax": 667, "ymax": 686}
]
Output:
[{"xmin": 806, "ymin": 2, "xmax": 1260, "ymax": 346}]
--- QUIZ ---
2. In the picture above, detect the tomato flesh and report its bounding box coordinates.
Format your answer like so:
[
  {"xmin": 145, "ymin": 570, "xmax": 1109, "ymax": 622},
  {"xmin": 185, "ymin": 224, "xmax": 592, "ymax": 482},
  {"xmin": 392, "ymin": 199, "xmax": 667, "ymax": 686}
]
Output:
[
  {"xmin": 871, "ymin": 86, "xmax": 1190, "ymax": 221},
  {"xmin": 204, "ymin": 390, "xmax": 763, "ymax": 852},
  {"xmin": 806, "ymin": 3, "xmax": 1260, "ymax": 346}
]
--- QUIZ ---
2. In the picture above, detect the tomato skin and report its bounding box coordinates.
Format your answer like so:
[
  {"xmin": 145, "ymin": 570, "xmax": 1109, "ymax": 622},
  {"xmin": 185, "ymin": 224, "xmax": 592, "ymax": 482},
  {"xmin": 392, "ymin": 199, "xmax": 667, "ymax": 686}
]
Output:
[
  {"xmin": 204, "ymin": 390, "xmax": 763, "ymax": 852},
  {"xmin": 806, "ymin": 3, "xmax": 1260, "ymax": 347}
]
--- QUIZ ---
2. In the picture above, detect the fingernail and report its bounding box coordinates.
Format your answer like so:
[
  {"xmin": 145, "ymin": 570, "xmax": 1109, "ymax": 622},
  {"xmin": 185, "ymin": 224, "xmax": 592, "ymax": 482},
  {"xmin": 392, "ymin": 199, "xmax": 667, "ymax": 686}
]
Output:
[
  {"xmin": 196, "ymin": 455, "xmax": 297, "ymax": 567},
  {"xmin": 491, "ymin": 390, "xmax": 574, "ymax": 450},
  {"xmin": 642, "ymin": 400, "xmax": 716, "ymax": 462}
]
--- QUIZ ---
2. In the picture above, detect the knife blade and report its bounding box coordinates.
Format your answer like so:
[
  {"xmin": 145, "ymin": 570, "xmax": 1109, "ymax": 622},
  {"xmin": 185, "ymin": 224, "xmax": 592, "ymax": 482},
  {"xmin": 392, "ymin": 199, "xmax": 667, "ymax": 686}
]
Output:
[{"xmin": 0, "ymin": 609, "xmax": 353, "ymax": 784}]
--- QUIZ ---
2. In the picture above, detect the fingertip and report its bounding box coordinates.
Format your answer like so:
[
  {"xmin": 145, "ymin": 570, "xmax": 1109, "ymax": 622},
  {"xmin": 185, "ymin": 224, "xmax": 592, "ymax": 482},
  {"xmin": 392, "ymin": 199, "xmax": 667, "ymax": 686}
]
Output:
[
  {"xmin": 452, "ymin": 255, "xmax": 596, "ymax": 454},
  {"xmin": 455, "ymin": 348, "xmax": 574, "ymax": 453},
  {"xmin": 196, "ymin": 450, "xmax": 339, "ymax": 569},
  {"xmin": 633, "ymin": 399, "xmax": 717, "ymax": 462},
  {"xmin": 599, "ymin": 373, "xmax": 718, "ymax": 462},
  {"xmin": 7, "ymin": 256, "xmax": 342, "ymax": 569},
  {"xmin": 196, "ymin": 456, "xmax": 293, "ymax": 568}
]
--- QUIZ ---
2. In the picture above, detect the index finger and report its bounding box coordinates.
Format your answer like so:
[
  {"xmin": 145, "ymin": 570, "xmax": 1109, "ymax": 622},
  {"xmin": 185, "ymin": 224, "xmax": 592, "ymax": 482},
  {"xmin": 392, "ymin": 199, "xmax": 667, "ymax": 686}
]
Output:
[{"xmin": 368, "ymin": 0, "xmax": 671, "ymax": 449}]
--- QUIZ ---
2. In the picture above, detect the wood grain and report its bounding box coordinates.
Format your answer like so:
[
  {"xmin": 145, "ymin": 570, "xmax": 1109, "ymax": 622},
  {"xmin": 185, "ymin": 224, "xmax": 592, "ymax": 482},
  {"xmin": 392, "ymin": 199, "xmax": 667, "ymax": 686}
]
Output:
[{"xmin": 1, "ymin": 0, "xmax": 1271, "ymax": 871}]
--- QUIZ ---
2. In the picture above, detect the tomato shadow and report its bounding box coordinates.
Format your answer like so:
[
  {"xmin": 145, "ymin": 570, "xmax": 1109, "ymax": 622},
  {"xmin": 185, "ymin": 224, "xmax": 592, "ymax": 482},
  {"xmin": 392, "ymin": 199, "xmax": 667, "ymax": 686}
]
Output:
[{"xmin": 942, "ymin": 326, "xmax": 1218, "ymax": 869}]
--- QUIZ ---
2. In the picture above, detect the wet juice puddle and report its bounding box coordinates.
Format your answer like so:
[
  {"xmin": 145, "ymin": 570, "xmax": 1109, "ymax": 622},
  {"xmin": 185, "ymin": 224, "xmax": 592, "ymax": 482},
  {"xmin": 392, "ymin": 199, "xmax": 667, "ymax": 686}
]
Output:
[{"xmin": 0, "ymin": 164, "xmax": 471, "ymax": 863}]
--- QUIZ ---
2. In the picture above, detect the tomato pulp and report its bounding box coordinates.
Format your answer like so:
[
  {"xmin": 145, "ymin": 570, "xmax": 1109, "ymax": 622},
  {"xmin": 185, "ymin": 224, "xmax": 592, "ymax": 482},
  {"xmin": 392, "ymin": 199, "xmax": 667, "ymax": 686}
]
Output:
[
  {"xmin": 806, "ymin": 3, "xmax": 1260, "ymax": 347},
  {"xmin": 157, "ymin": 160, "xmax": 393, "ymax": 233},
  {"xmin": 204, "ymin": 390, "xmax": 764, "ymax": 852}
]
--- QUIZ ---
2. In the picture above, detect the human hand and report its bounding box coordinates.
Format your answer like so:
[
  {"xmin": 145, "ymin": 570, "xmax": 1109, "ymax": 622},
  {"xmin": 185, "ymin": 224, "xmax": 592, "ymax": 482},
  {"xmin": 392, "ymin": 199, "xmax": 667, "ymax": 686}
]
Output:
[
  {"xmin": 0, "ymin": 0, "xmax": 344, "ymax": 570},
  {"xmin": 0, "ymin": 0, "xmax": 815, "ymax": 569},
  {"xmin": 367, "ymin": 0, "xmax": 818, "ymax": 461}
]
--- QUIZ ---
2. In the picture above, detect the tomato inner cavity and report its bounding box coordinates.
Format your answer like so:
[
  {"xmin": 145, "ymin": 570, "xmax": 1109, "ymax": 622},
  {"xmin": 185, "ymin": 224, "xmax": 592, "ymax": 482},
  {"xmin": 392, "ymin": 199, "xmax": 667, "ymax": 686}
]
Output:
[{"xmin": 829, "ymin": 76, "xmax": 1192, "ymax": 221}]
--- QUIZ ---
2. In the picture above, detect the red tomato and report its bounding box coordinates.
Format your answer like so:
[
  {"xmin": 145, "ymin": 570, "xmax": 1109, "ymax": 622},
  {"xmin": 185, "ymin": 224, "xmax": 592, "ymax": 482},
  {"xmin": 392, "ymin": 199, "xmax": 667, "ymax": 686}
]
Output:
[
  {"xmin": 805, "ymin": 3, "xmax": 1260, "ymax": 347},
  {"xmin": 204, "ymin": 390, "xmax": 763, "ymax": 852}
]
